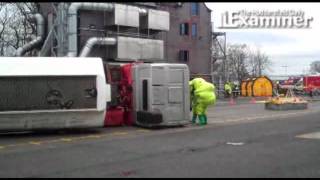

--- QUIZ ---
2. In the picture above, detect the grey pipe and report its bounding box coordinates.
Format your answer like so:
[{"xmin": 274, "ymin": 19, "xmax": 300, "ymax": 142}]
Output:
[
  {"xmin": 79, "ymin": 37, "xmax": 117, "ymax": 57},
  {"xmin": 15, "ymin": 13, "xmax": 45, "ymax": 56},
  {"xmin": 67, "ymin": 3, "xmax": 147, "ymax": 57},
  {"xmin": 138, "ymin": 8, "xmax": 147, "ymax": 15}
]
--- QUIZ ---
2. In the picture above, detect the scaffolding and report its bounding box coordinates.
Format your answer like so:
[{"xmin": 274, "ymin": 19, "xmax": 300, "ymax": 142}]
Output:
[
  {"xmin": 39, "ymin": 3, "xmax": 68, "ymax": 57},
  {"xmin": 211, "ymin": 31, "xmax": 226, "ymax": 98}
]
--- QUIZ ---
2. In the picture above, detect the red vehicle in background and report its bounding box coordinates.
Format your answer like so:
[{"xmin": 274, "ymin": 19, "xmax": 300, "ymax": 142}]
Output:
[
  {"xmin": 303, "ymin": 76, "xmax": 320, "ymax": 95},
  {"xmin": 279, "ymin": 76, "xmax": 320, "ymax": 96},
  {"xmin": 293, "ymin": 75, "xmax": 320, "ymax": 96},
  {"xmin": 280, "ymin": 77, "xmax": 301, "ymax": 89}
]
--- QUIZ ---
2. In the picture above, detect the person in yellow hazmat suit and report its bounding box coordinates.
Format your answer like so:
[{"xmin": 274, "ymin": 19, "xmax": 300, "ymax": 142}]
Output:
[
  {"xmin": 224, "ymin": 81, "xmax": 232, "ymax": 98},
  {"xmin": 189, "ymin": 78, "xmax": 216, "ymax": 125}
]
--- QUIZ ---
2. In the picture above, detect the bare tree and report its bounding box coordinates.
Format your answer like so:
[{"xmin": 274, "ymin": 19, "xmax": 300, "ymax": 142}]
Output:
[
  {"xmin": 247, "ymin": 48, "xmax": 272, "ymax": 77},
  {"xmin": 310, "ymin": 61, "xmax": 320, "ymax": 74},
  {"xmin": 0, "ymin": 3, "xmax": 38, "ymax": 56},
  {"xmin": 0, "ymin": 4, "xmax": 11, "ymax": 56},
  {"xmin": 224, "ymin": 43, "xmax": 272, "ymax": 83},
  {"xmin": 226, "ymin": 44, "xmax": 250, "ymax": 83}
]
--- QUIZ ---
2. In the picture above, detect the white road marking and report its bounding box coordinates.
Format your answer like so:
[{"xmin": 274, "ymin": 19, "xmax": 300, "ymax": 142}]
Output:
[
  {"xmin": 226, "ymin": 142, "xmax": 245, "ymax": 146},
  {"xmin": 296, "ymin": 132, "xmax": 320, "ymax": 139},
  {"xmin": 111, "ymin": 132, "xmax": 128, "ymax": 136},
  {"xmin": 29, "ymin": 141, "xmax": 42, "ymax": 145},
  {"xmin": 256, "ymin": 101, "xmax": 267, "ymax": 104},
  {"xmin": 60, "ymin": 138, "xmax": 73, "ymax": 142}
]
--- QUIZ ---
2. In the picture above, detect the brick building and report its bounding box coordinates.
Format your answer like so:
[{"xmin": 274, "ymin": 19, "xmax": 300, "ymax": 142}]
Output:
[{"xmin": 159, "ymin": 3, "xmax": 213, "ymax": 81}]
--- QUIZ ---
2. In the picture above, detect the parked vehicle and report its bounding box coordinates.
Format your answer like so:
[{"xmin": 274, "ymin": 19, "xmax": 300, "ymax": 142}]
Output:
[
  {"xmin": 303, "ymin": 76, "xmax": 320, "ymax": 96},
  {"xmin": 282, "ymin": 76, "xmax": 320, "ymax": 96}
]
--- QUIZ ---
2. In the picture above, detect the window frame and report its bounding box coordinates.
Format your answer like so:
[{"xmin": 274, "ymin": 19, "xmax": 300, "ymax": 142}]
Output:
[
  {"xmin": 191, "ymin": 3, "xmax": 199, "ymax": 16},
  {"xmin": 191, "ymin": 23, "xmax": 197, "ymax": 38},
  {"xmin": 179, "ymin": 22, "xmax": 189, "ymax": 36},
  {"xmin": 179, "ymin": 50, "xmax": 189, "ymax": 62}
]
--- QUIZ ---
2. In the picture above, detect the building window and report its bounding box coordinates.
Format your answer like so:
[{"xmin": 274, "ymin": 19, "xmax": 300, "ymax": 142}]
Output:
[
  {"xmin": 180, "ymin": 23, "xmax": 189, "ymax": 35},
  {"xmin": 179, "ymin": 50, "xmax": 189, "ymax": 62},
  {"xmin": 191, "ymin": 3, "xmax": 199, "ymax": 16},
  {"xmin": 191, "ymin": 23, "xmax": 197, "ymax": 38}
]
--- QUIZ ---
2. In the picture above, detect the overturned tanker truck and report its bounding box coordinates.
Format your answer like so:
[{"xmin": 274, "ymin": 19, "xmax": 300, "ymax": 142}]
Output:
[{"xmin": 4, "ymin": 3, "xmax": 191, "ymax": 131}]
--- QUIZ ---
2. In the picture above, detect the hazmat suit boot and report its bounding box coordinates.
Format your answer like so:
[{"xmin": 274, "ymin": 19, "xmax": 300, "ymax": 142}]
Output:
[
  {"xmin": 199, "ymin": 115, "xmax": 206, "ymax": 126},
  {"xmin": 203, "ymin": 114, "xmax": 208, "ymax": 125},
  {"xmin": 192, "ymin": 114, "xmax": 197, "ymax": 124}
]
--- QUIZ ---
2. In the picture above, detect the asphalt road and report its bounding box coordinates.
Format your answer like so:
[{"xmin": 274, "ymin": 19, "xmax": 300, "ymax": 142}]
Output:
[{"xmin": 0, "ymin": 102, "xmax": 320, "ymax": 178}]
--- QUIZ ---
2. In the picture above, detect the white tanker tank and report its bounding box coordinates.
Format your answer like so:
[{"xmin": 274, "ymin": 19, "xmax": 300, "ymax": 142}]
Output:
[{"xmin": 0, "ymin": 57, "xmax": 110, "ymax": 131}]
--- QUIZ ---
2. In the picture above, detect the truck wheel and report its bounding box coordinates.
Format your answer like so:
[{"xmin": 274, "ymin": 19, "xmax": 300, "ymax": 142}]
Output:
[{"xmin": 314, "ymin": 89, "xmax": 320, "ymax": 96}]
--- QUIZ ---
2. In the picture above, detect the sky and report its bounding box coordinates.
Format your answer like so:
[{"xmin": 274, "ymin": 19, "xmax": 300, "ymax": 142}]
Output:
[{"xmin": 205, "ymin": 3, "xmax": 320, "ymax": 76}]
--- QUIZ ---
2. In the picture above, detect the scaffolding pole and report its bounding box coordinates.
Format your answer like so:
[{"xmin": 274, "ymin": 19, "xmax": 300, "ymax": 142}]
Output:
[{"xmin": 211, "ymin": 31, "xmax": 226, "ymax": 98}]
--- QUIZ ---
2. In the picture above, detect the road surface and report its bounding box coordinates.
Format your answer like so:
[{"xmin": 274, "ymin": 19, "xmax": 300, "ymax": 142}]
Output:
[{"xmin": 0, "ymin": 101, "xmax": 320, "ymax": 177}]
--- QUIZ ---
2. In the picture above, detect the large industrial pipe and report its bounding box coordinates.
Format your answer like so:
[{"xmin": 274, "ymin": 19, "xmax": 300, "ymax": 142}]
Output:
[
  {"xmin": 67, "ymin": 3, "xmax": 147, "ymax": 57},
  {"xmin": 15, "ymin": 13, "xmax": 45, "ymax": 57},
  {"xmin": 79, "ymin": 37, "xmax": 117, "ymax": 57}
]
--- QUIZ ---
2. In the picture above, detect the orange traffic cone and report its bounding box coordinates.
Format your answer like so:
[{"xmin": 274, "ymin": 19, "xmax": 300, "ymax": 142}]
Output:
[{"xmin": 229, "ymin": 97, "xmax": 236, "ymax": 106}]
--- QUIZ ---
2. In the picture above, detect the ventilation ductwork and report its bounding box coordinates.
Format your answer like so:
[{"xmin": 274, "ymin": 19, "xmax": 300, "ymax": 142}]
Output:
[
  {"xmin": 79, "ymin": 37, "xmax": 117, "ymax": 57},
  {"xmin": 67, "ymin": 3, "xmax": 148, "ymax": 57},
  {"xmin": 15, "ymin": 13, "xmax": 45, "ymax": 57}
]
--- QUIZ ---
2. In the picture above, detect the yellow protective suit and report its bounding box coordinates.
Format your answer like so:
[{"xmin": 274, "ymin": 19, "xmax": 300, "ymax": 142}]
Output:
[
  {"xmin": 224, "ymin": 82, "xmax": 232, "ymax": 96},
  {"xmin": 189, "ymin": 78, "xmax": 216, "ymax": 125}
]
